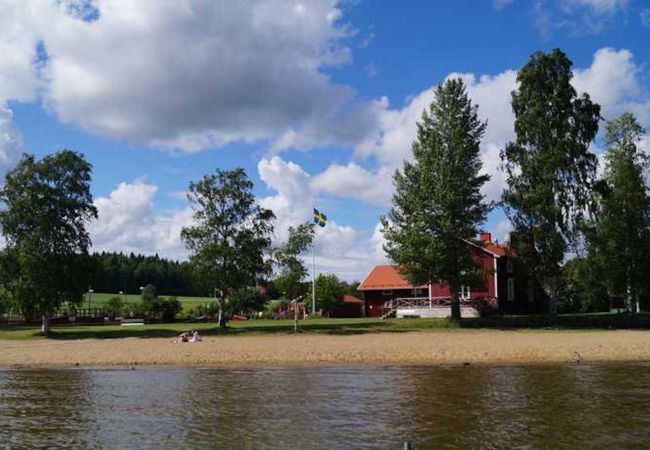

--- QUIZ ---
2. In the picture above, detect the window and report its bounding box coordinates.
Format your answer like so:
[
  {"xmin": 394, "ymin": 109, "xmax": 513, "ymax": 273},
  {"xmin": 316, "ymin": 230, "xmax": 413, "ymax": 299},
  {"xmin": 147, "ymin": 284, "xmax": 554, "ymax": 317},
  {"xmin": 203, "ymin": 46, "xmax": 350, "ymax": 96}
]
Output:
[
  {"xmin": 412, "ymin": 288, "xmax": 422, "ymax": 296},
  {"xmin": 507, "ymin": 278, "xmax": 515, "ymax": 302},
  {"xmin": 507, "ymin": 259, "xmax": 514, "ymax": 273},
  {"xmin": 460, "ymin": 285, "xmax": 471, "ymax": 300},
  {"xmin": 382, "ymin": 290, "xmax": 393, "ymax": 296}
]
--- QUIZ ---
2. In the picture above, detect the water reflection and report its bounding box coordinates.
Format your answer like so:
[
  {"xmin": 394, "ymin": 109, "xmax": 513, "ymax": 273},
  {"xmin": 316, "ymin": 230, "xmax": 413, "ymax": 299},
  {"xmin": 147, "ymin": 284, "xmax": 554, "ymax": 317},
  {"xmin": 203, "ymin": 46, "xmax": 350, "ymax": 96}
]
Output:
[{"xmin": 1, "ymin": 365, "xmax": 650, "ymax": 449}]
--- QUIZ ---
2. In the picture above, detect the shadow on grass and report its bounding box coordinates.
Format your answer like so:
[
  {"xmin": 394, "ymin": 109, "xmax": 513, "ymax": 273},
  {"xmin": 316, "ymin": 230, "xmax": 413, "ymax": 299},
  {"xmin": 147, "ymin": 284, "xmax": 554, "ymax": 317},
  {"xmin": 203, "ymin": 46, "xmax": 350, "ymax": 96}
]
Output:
[{"xmin": 459, "ymin": 313, "xmax": 650, "ymax": 330}]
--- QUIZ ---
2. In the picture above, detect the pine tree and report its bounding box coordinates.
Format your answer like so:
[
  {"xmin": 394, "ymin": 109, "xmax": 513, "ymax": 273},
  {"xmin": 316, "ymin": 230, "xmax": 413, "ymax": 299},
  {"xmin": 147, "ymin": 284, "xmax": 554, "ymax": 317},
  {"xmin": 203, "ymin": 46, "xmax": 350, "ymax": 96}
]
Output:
[
  {"xmin": 589, "ymin": 113, "xmax": 650, "ymax": 312},
  {"xmin": 382, "ymin": 78, "xmax": 489, "ymax": 321},
  {"xmin": 501, "ymin": 49, "xmax": 600, "ymax": 316}
]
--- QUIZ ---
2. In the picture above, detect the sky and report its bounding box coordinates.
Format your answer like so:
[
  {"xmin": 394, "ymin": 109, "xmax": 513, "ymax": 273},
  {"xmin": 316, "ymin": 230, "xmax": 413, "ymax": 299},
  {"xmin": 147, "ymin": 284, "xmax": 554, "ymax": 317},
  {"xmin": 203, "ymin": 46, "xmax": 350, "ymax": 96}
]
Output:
[{"xmin": 0, "ymin": 0, "xmax": 649, "ymax": 281}]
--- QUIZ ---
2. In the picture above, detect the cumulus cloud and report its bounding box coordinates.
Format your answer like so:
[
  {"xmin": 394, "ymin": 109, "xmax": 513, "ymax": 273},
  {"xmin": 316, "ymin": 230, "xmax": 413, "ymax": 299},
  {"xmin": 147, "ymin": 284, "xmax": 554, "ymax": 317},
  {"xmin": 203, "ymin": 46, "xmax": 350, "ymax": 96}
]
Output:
[
  {"xmin": 257, "ymin": 156, "xmax": 385, "ymax": 280},
  {"xmin": 573, "ymin": 48, "xmax": 650, "ymax": 126},
  {"xmin": 90, "ymin": 181, "xmax": 192, "ymax": 259},
  {"xmin": 517, "ymin": 0, "xmax": 630, "ymax": 36},
  {"xmin": 0, "ymin": 105, "xmax": 25, "ymax": 180},
  {"xmin": 0, "ymin": 0, "xmax": 381, "ymax": 152},
  {"xmin": 310, "ymin": 162, "xmax": 393, "ymax": 205}
]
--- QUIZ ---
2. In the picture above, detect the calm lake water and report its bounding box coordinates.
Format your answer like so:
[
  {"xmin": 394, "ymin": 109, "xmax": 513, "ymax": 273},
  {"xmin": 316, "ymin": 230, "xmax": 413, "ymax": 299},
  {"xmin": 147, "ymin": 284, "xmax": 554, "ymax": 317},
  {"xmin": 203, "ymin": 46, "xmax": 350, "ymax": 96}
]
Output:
[{"xmin": 1, "ymin": 364, "xmax": 650, "ymax": 449}]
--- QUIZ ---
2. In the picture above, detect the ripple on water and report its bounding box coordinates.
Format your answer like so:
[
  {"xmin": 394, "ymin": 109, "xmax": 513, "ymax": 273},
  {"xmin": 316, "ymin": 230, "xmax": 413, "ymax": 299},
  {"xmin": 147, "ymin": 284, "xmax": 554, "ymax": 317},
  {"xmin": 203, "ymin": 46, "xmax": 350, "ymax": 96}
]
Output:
[{"xmin": 1, "ymin": 364, "xmax": 649, "ymax": 449}]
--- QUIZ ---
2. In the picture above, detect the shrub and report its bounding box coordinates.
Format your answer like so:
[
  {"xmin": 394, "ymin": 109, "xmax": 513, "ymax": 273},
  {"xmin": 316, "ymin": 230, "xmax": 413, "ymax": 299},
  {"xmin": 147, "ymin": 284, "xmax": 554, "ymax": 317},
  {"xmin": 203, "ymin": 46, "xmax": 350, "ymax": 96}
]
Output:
[{"xmin": 106, "ymin": 296, "xmax": 125, "ymax": 317}]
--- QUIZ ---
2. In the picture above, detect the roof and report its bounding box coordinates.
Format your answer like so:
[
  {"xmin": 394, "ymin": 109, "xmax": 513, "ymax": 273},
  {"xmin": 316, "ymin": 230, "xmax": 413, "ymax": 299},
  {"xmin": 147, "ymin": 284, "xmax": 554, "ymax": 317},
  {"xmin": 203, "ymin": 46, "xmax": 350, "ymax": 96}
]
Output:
[
  {"xmin": 357, "ymin": 265, "xmax": 427, "ymax": 291},
  {"xmin": 358, "ymin": 240, "xmax": 513, "ymax": 292},
  {"xmin": 343, "ymin": 294, "xmax": 363, "ymax": 304}
]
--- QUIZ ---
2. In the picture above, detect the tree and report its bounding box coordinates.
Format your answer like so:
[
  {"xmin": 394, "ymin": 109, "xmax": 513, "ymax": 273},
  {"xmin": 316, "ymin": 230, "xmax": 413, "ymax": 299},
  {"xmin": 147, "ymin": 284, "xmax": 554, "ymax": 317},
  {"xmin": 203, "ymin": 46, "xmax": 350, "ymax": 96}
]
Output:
[
  {"xmin": 501, "ymin": 49, "xmax": 600, "ymax": 316},
  {"xmin": 181, "ymin": 168, "xmax": 274, "ymax": 327},
  {"xmin": 227, "ymin": 287, "xmax": 267, "ymax": 317},
  {"xmin": 587, "ymin": 113, "xmax": 650, "ymax": 312},
  {"xmin": 315, "ymin": 273, "xmax": 345, "ymax": 316},
  {"xmin": 382, "ymin": 78, "xmax": 490, "ymax": 321},
  {"xmin": 0, "ymin": 151, "xmax": 97, "ymax": 333},
  {"xmin": 272, "ymin": 223, "xmax": 314, "ymax": 303}
]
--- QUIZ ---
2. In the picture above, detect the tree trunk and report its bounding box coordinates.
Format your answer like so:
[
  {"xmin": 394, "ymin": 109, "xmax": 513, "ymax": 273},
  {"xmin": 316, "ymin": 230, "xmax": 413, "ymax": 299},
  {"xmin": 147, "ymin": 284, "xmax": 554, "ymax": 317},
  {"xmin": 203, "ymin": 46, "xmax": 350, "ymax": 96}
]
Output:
[
  {"xmin": 218, "ymin": 298, "xmax": 227, "ymax": 328},
  {"xmin": 548, "ymin": 276, "xmax": 558, "ymax": 317},
  {"xmin": 450, "ymin": 291, "xmax": 461, "ymax": 322},
  {"xmin": 41, "ymin": 316, "xmax": 50, "ymax": 335}
]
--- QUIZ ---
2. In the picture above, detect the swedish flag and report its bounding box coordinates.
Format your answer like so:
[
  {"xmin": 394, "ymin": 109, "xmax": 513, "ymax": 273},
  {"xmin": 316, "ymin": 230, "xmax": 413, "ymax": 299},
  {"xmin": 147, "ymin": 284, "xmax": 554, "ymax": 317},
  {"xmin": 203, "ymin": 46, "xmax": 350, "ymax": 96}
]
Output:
[{"xmin": 313, "ymin": 208, "xmax": 327, "ymax": 227}]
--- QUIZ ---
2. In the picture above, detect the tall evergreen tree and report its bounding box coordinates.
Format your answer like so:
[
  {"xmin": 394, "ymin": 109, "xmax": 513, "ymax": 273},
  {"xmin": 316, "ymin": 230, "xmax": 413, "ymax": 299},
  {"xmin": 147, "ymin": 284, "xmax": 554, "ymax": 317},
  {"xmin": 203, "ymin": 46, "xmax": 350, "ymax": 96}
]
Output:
[
  {"xmin": 382, "ymin": 78, "xmax": 489, "ymax": 321},
  {"xmin": 0, "ymin": 151, "xmax": 97, "ymax": 333},
  {"xmin": 588, "ymin": 113, "xmax": 650, "ymax": 312},
  {"xmin": 501, "ymin": 49, "xmax": 601, "ymax": 316},
  {"xmin": 181, "ymin": 168, "xmax": 274, "ymax": 327}
]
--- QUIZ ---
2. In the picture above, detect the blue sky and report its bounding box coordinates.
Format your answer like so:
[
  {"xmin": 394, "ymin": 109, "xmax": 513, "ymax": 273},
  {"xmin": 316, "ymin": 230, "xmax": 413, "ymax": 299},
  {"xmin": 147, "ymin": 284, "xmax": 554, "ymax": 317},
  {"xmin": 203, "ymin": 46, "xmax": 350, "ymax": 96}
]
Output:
[{"xmin": 1, "ymin": 0, "xmax": 649, "ymax": 280}]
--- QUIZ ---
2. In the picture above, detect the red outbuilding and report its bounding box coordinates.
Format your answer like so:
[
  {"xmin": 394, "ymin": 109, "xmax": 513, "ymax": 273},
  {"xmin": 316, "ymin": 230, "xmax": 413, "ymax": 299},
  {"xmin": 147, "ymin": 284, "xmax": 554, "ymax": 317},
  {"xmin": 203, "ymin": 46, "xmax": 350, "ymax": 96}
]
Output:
[{"xmin": 358, "ymin": 233, "xmax": 544, "ymax": 317}]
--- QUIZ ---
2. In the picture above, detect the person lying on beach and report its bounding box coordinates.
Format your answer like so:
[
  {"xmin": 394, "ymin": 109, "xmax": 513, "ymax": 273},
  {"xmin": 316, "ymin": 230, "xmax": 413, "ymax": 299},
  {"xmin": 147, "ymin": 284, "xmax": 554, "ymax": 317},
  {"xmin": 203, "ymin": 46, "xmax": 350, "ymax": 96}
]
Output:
[{"xmin": 190, "ymin": 330, "xmax": 203, "ymax": 342}]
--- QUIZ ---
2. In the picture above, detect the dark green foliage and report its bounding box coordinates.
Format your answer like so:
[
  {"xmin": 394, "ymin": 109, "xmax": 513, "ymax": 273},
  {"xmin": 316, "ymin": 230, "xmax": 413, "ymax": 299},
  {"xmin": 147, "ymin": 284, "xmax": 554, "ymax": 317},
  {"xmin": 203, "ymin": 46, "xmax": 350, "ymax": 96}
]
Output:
[
  {"xmin": 272, "ymin": 222, "xmax": 314, "ymax": 302},
  {"xmin": 315, "ymin": 273, "xmax": 345, "ymax": 316},
  {"xmin": 560, "ymin": 257, "xmax": 609, "ymax": 313},
  {"xmin": 0, "ymin": 151, "xmax": 98, "ymax": 330},
  {"xmin": 106, "ymin": 296, "xmax": 125, "ymax": 317},
  {"xmin": 181, "ymin": 168, "xmax": 274, "ymax": 327},
  {"xmin": 138, "ymin": 284, "xmax": 182, "ymax": 321},
  {"xmin": 89, "ymin": 252, "xmax": 197, "ymax": 296},
  {"xmin": 227, "ymin": 287, "xmax": 267, "ymax": 316},
  {"xmin": 501, "ymin": 49, "xmax": 601, "ymax": 315},
  {"xmin": 585, "ymin": 113, "xmax": 650, "ymax": 312},
  {"xmin": 382, "ymin": 78, "xmax": 489, "ymax": 320}
]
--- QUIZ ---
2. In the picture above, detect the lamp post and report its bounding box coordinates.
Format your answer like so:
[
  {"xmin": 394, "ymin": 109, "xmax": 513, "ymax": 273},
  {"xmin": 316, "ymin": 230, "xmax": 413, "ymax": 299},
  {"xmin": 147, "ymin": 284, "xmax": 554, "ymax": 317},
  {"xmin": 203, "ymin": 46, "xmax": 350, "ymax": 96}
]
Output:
[{"xmin": 87, "ymin": 288, "xmax": 94, "ymax": 310}]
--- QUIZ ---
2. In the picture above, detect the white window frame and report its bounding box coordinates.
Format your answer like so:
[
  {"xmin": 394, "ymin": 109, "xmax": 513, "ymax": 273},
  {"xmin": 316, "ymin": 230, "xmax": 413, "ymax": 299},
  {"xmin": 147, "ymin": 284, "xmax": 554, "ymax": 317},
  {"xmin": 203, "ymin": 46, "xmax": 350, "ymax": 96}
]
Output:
[
  {"xmin": 460, "ymin": 285, "xmax": 471, "ymax": 300},
  {"xmin": 507, "ymin": 278, "xmax": 515, "ymax": 302}
]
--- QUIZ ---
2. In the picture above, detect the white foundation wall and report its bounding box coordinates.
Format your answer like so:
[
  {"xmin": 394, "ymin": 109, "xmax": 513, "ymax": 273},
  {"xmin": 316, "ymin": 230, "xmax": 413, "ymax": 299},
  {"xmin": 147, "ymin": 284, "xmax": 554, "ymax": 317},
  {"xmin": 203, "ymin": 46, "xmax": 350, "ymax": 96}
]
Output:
[{"xmin": 395, "ymin": 307, "xmax": 480, "ymax": 318}]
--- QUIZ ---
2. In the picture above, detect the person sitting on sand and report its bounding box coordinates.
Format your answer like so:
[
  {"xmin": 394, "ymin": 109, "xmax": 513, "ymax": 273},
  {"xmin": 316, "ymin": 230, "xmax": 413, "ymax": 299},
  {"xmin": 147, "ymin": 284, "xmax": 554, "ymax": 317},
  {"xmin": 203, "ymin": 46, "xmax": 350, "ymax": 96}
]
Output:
[
  {"xmin": 176, "ymin": 331, "xmax": 189, "ymax": 343},
  {"xmin": 190, "ymin": 330, "xmax": 202, "ymax": 342}
]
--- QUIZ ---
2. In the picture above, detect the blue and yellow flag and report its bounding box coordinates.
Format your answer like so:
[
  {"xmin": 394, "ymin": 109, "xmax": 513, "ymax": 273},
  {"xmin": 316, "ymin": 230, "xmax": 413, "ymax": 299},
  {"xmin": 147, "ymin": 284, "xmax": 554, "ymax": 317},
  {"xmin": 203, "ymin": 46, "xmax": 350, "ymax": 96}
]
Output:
[{"xmin": 313, "ymin": 208, "xmax": 327, "ymax": 227}]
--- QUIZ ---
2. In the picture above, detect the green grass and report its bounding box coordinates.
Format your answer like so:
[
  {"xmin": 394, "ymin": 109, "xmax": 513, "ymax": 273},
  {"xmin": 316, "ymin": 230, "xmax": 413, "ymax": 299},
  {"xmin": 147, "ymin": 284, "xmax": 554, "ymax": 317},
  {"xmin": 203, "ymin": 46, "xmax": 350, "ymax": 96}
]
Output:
[
  {"xmin": 3, "ymin": 312, "xmax": 650, "ymax": 341},
  {"xmin": 0, "ymin": 317, "xmax": 457, "ymax": 340},
  {"xmin": 81, "ymin": 292, "xmax": 215, "ymax": 315}
]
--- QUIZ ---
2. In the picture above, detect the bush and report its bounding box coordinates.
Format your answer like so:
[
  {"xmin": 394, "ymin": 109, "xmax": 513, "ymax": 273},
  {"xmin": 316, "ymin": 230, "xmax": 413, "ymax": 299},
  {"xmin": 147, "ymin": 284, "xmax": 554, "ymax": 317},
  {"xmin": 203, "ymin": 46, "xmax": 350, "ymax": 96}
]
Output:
[
  {"xmin": 159, "ymin": 296, "xmax": 182, "ymax": 321},
  {"xmin": 106, "ymin": 296, "xmax": 125, "ymax": 317}
]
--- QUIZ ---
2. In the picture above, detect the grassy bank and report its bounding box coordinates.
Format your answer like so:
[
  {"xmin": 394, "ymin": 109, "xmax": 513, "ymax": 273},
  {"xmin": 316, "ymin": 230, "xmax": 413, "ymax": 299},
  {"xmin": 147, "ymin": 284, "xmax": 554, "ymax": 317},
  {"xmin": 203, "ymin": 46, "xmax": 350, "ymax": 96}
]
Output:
[
  {"xmin": 81, "ymin": 292, "xmax": 214, "ymax": 314},
  {"xmin": 0, "ymin": 318, "xmax": 456, "ymax": 340},
  {"xmin": 3, "ymin": 313, "xmax": 650, "ymax": 341}
]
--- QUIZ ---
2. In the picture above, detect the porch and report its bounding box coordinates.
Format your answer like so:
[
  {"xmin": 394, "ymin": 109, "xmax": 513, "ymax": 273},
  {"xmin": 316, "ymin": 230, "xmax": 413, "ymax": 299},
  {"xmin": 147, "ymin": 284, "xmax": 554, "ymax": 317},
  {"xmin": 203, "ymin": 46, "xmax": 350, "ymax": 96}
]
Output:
[{"xmin": 383, "ymin": 297, "xmax": 480, "ymax": 319}]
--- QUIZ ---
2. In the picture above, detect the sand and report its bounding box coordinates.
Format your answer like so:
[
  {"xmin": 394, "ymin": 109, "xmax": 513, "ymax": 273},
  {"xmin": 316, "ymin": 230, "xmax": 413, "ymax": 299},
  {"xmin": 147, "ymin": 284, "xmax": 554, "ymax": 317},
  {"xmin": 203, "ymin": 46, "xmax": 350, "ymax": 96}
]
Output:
[{"xmin": 2, "ymin": 330, "xmax": 650, "ymax": 367}]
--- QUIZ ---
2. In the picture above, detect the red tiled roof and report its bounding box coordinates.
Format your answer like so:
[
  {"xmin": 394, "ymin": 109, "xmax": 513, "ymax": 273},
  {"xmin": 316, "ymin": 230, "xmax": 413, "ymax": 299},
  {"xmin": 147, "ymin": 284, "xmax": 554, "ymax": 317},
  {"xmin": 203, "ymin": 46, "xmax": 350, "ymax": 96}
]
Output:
[
  {"xmin": 358, "ymin": 240, "xmax": 513, "ymax": 291},
  {"xmin": 343, "ymin": 294, "xmax": 363, "ymax": 304},
  {"xmin": 358, "ymin": 266, "xmax": 427, "ymax": 291}
]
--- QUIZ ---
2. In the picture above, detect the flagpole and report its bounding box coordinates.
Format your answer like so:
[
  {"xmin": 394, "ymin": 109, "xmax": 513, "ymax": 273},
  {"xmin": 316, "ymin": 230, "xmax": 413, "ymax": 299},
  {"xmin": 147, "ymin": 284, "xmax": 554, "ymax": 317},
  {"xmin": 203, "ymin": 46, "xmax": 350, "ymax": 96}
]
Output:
[{"xmin": 312, "ymin": 234, "xmax": 316, "ymax": 316}]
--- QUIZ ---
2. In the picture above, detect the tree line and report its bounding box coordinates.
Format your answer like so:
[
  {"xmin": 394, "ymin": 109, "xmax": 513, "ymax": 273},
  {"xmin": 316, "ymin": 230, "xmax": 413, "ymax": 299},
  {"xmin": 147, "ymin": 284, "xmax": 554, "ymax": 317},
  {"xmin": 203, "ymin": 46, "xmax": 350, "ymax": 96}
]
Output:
[
  {"xmin": 2, "ymin": 47, "xmax": 647, "ymax": 331},
  {"xmin": 383, "ymin": 48, "xmax": 650, "ymax": 319}
]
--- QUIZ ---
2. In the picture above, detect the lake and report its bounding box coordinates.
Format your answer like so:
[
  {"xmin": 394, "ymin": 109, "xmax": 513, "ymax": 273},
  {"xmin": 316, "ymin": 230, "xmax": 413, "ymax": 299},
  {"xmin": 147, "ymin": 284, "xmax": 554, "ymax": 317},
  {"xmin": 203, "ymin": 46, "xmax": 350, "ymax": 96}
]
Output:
[{"xmin": 1, "ymin": 364, "xmax": 649, "ymax": 449}]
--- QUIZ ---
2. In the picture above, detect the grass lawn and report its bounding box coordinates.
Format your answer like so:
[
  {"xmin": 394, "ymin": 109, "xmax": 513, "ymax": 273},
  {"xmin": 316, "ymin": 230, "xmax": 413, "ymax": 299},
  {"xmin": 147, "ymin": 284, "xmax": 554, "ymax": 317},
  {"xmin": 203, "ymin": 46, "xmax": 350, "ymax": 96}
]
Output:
[
  {"xmin": 0, "ymin": 317, "xmax": 457, "ymax": 340},
  {"xmin": 3, "ymin": 313, "xmax": 650, "ymax": 341},
  {"xmin": 82, "ymin": 292, "xmax": 215, "ymax": 315}
]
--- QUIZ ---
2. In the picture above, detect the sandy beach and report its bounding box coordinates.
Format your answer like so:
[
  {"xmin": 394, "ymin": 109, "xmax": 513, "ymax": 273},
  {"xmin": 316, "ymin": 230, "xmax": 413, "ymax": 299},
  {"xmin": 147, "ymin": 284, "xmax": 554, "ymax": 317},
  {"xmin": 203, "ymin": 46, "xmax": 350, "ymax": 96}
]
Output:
[{"xmin": 2, "ymin": 330, "xmax": 650, "ymax": 367}]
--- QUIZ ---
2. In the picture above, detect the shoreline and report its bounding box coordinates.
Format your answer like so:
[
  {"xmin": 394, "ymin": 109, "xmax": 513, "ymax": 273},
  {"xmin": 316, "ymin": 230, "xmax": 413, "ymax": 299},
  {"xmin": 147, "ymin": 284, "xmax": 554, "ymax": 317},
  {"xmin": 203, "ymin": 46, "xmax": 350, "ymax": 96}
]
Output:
[{"xmin": 2, "ymin": 330, "xmax": 650, "ymax": 368}]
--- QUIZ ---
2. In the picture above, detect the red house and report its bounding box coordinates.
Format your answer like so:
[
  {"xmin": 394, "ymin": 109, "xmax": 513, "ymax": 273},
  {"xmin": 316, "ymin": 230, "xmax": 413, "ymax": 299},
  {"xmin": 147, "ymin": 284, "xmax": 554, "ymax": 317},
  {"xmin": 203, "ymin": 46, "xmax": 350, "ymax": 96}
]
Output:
[{"xmin": 358, "ymin": 233, "xmax": 543, "ymax": 317}]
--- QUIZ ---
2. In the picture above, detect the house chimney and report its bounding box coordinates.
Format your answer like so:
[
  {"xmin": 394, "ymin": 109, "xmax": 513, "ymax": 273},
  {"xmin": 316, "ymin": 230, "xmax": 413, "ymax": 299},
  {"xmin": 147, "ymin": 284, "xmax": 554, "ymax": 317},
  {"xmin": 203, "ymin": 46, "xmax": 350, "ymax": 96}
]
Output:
[{"xmin": 479, "ymin": 232, "xmax": 492, "ymax": 243}]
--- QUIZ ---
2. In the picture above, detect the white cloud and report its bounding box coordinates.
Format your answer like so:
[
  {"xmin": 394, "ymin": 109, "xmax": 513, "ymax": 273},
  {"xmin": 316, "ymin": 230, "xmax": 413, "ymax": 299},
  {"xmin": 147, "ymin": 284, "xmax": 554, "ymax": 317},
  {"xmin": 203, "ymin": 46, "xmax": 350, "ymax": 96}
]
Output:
[
  {"xmin": 527, "ymin": 0, "xmax": 629, "ymax": 36},
  {"xmin": 0, "ymin": 0, "xmax": 380, "ymax": 152},
  {"xmin": 257, "ymin": 156, "xmax": 385, "ymax": 280},
  {"xmin": 0, "ymin": 105, "xmax": 25, "ymax": 180},
  {"xmin": 310, "ymin": 162, "xmax": 393, "ymax": 205},
  {"xmin": 90, "ymin": 181, "xmax": 192, "ymax": 259},
  {"xmin": 573, "ymin": 48, "xmax": 650, "ymax": 126},
  {"xmin": 642, "ymin": 9, "xmax": 650, "ymax": 27}
]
